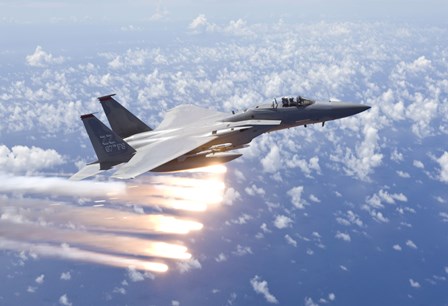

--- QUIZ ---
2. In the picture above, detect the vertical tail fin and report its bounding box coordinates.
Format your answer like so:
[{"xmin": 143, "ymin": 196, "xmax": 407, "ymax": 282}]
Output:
[
  {"xmin": 98, "ymin": 94, "xmax": 152, "ymax": 138},
  {"xmin": 81, "ymin": 114, "xmax": 136, "ymax": 170}
]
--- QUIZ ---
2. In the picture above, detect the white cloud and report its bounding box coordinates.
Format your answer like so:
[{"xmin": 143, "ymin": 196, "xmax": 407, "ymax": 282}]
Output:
[
  {"xmin": 127, "ymin": 268, "xmax": 146, "ymax": 282},
  {"xmin": 336, "ymin": 210, "xmax": 363, "ymax": 227},
  {"xmin": 312, "ymin": 232, "xmax": 321, "ymax": 239},
  {"xmin": 230, "ymin": 213, "xmax": 253, "ymax": 225},
  {"xmin": 223, "ymin": 187, "xmax": 241, "ymax": 205},
  {"xmin": 188, "ymin": 15, "xmax": 252, "ymax": 37},
  {"xmin": 335, "ymin": 231, "xmax": 351, "ymax": 242},
  {"xmin": 189, "ymin": 14, "xmax": 207, "ymax": 29},
  {"xmin": 405, "ymin": 94, "xmax": 438, "ymax": 137},
  {"xmin": 365, "ymin": 189, "xmax": 407, "ymax": 210},
  {"xmin": 224, "ymin": 19, "xmax": 253, "ymax": 37},
  {"xmin": 328, "ymin": 293, "xmax": 336, "ymax": 301},
  {"xmin": 285, "ymin": 234, "xmax": 297, "ymax": 247},
  {"xmin": 304, "ymin": 297, "xmax": 318, "ymax": 306},
  {"xmin": 273, "ymin": 215, "xmax": 293, "ymax": 229},
  {"xmin": 250, "ymin": 275, "xmax": 279, "ymax": 304},
  {"xmin": 405, "ymin": 56, "xmax": 432, "ymax": 73},
  {"xmin": 215, "ymin": 253, "xmax": 227, "ymax": 262},
  {"xmin": 177, "ymin": 258, "xmax": 202, "ymax": 273},
  {"xmin": 108, "ymin": 56, "xmax": 123, "ymax": 69},
  {"xmin": 60, "ymin": 272, "xmax": 71, "ymax": 280},
  {"xmin": 0, "ymin": 145, "xmax": 64, "ymax": 174},
  {"xmin": 436, "ymin": 152, "xmax": 448, "ymax": 183},
  {"xmin": 413, "ymin": 160, "xmax": 425, "ymax": 169},
  {"xmin": 435, "ymin": 196, "xmax": 446, "ymax": 204},
  {"xmin": 35, "ymin": 274, "xmax": 45, "ymax": 284},
  {"xmin": 83, "ymin": 73, "xmax": 113, "ymax": 87},
  {"xmin": 379, "ymin": 90, "xmax": 405, "ymax": 121},
  {"xmin": 378, "ymin": 189, "xmax": 408, "ymax": 204},
  {"xmin": 59, "ymin": 294, "xmax": 72, "ymax": 306},
  {"xmin": 260, "ymin": 223, "xmax": 271, "ymax": 233},
  {"xmin": 308, "ymin": 156, "xmax": 321, "ymax": 172},
  {"xmin": 264, "ymin": 73, "xmax": 284, "ymax": 97},
  {"xmin": 149, "ymin": 5, "xmax": 169, "ymax": 21},
  {"xmin": 440, "ymin": 212, "xmax": 448, "ymax": 222},
  {"xmin": 391, "ymin": 149, "xmax": 404, "ymax": 162},
  {"xmin": 245, "ymin": 184, "xmax": 266, "ymax": 197},
  {"xmin": 113, "ymin": 287, "xmax": 126, "ymax": 295},
  {"xmin": 261, "ymin": 145, "xmax": 281, "ymax": 173},
  {"xmin": 309, "ymin": 194, "xmax": 320, "ymax": 203},
  {"xmin": 370, "ymin": 210, "xmax": 389, "ymax": 223},
  {"xmin": 188, "ymin": 14, "xmax": 217, "ymax": 33},
  {"xmin": 233, "ymin": 245, "xmax": 253, "ymax": 256},
  {"xmin": 406, "ymin": 240, "xmax": 418, "ymax": 249},
  {"xmin": 343, "ymin": 125, "xmax": 383, "ymax": 180},
  {"xmin": 409, "ymin": 278, "xmax": 421, "ymax": 288},
  {"xmin": 340, "ymin": 265, "xmax": 348, "ymax": 271},
  {"xmin": 396, "ymin": 170, "xmax": 410, "ymax": 178},
  {"xmin": 286, "ymin": 156, "xmax": 320, "ymax": 176},
  {"xmin": 287, "ymin": 186, "xmax": 305, "ymax": 209},
  {"xmin": 393, "ymin": 244, "xmax": 402, "ymax": 251},
  {"xmin": 233, "ymin": 169, "xmax": 246, "ymax": 182},
  {"xmin": 26, "ymin": 46, "xmax": 65, "ymax": 67},
  {"xmin": 120, "ymin": 25, "xmax": 142, "ymax": 32}
]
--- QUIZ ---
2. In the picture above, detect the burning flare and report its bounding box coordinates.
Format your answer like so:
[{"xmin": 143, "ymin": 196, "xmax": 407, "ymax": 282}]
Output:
[{"xmin": 0, "ymin": 166, "xmax": 226, "ymax": 272}]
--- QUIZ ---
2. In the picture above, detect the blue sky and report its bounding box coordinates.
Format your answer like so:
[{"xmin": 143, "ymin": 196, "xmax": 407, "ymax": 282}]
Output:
[
  {"xmin": 1, "ymin": 0, "xmax": 447, "ymax": 24},
  {"xmin": 1, "ymin": 1, "xmax": 448, "ymax": 306}
]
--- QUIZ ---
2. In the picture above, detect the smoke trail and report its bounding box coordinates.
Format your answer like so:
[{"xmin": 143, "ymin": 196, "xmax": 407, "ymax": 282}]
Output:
[
  {"xmin": 1, "ymin": 198, "xmax": 203, "ymax": 234},
  {"xmin": 0, "ymin": 172, "xmax": 226, "ymax": 212},
  {"xmin": 120, "ymin": 176, "xmax": 225, "ymax": 211},
  {"xmin": 0, "ymin": 238, "xmax": 168, "ymax": 272},
  {"xmin": 0, "ymin": 221, "xmax": 192, "ymax": 260},
  {"xmin": 0, "ymin": 165, "xmax": 227, "ymax": 271},
  {"xmin": 0, "ymin": 173, "xmax": 126, "ymax": 197}
]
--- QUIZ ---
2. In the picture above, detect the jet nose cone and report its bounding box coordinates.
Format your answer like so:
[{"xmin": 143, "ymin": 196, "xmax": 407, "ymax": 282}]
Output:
[
  {"xmin": 329, "ymin": 102, "xmax": 371, "ymax": 119},
  {"xmin": 353, "ymin": 104, "xmax": 371, "ymax": 114}
]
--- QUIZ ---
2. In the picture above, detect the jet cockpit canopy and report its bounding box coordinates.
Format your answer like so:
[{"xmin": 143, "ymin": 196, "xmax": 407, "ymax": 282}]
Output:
[{"xmin": 279, "ymin": 96, "xmax": 315, "ymax": 107}]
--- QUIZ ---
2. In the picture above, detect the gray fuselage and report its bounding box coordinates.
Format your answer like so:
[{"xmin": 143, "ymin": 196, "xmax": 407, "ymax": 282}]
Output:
[{"xmin": 123, "ymin": 99, "xmax": 370, "ymax": 172}]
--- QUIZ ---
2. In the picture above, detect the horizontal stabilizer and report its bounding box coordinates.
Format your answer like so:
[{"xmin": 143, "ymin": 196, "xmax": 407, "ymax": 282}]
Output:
[{"xmin": 69, "ymin": 163, "xmax": 102, "ymax": 181}]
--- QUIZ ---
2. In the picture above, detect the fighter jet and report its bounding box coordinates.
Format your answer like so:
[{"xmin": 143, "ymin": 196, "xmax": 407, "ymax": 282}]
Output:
[{"xmin": 70, "ymin": 94, "xmax": 370, "ymax": 180}]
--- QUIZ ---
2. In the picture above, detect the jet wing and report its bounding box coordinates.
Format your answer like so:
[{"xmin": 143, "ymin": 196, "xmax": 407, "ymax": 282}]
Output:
[
  {"xmin": 112, "ymin": 135, "xmax": 216, "ymax": 179},
  {"xmin": 70, "ymin": 163, "xmax": 103, "ymax": 181},
  {"xmin": 156, "ymin": 105, "xmax": 228, "ymax": 130}
]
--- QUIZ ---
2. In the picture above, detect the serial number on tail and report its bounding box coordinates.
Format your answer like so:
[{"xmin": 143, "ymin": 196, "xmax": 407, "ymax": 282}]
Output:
[
  {"xmin": 100, "ymin": 134, "xmax": 115, "ymax": 145},
  {"xmin": 100, "ymin": 134, "xmax": 127, "ymax": 153},
  {"xmin": 104, "ymin": 143, "xmax": 127, "ymax": 153}
]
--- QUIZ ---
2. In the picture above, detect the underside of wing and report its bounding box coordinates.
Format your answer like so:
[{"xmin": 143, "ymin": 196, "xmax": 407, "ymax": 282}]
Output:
[
  {"xmin": 156, "ymin": 104, "xmax": 228, "ymax": 130},
  {"xmin": 112, "ymin": 135, "xmax": 216, "ymax": 179},
  {"xmin": 69, "ymin": 163, "xmax": 103, "ymax": 181}
]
